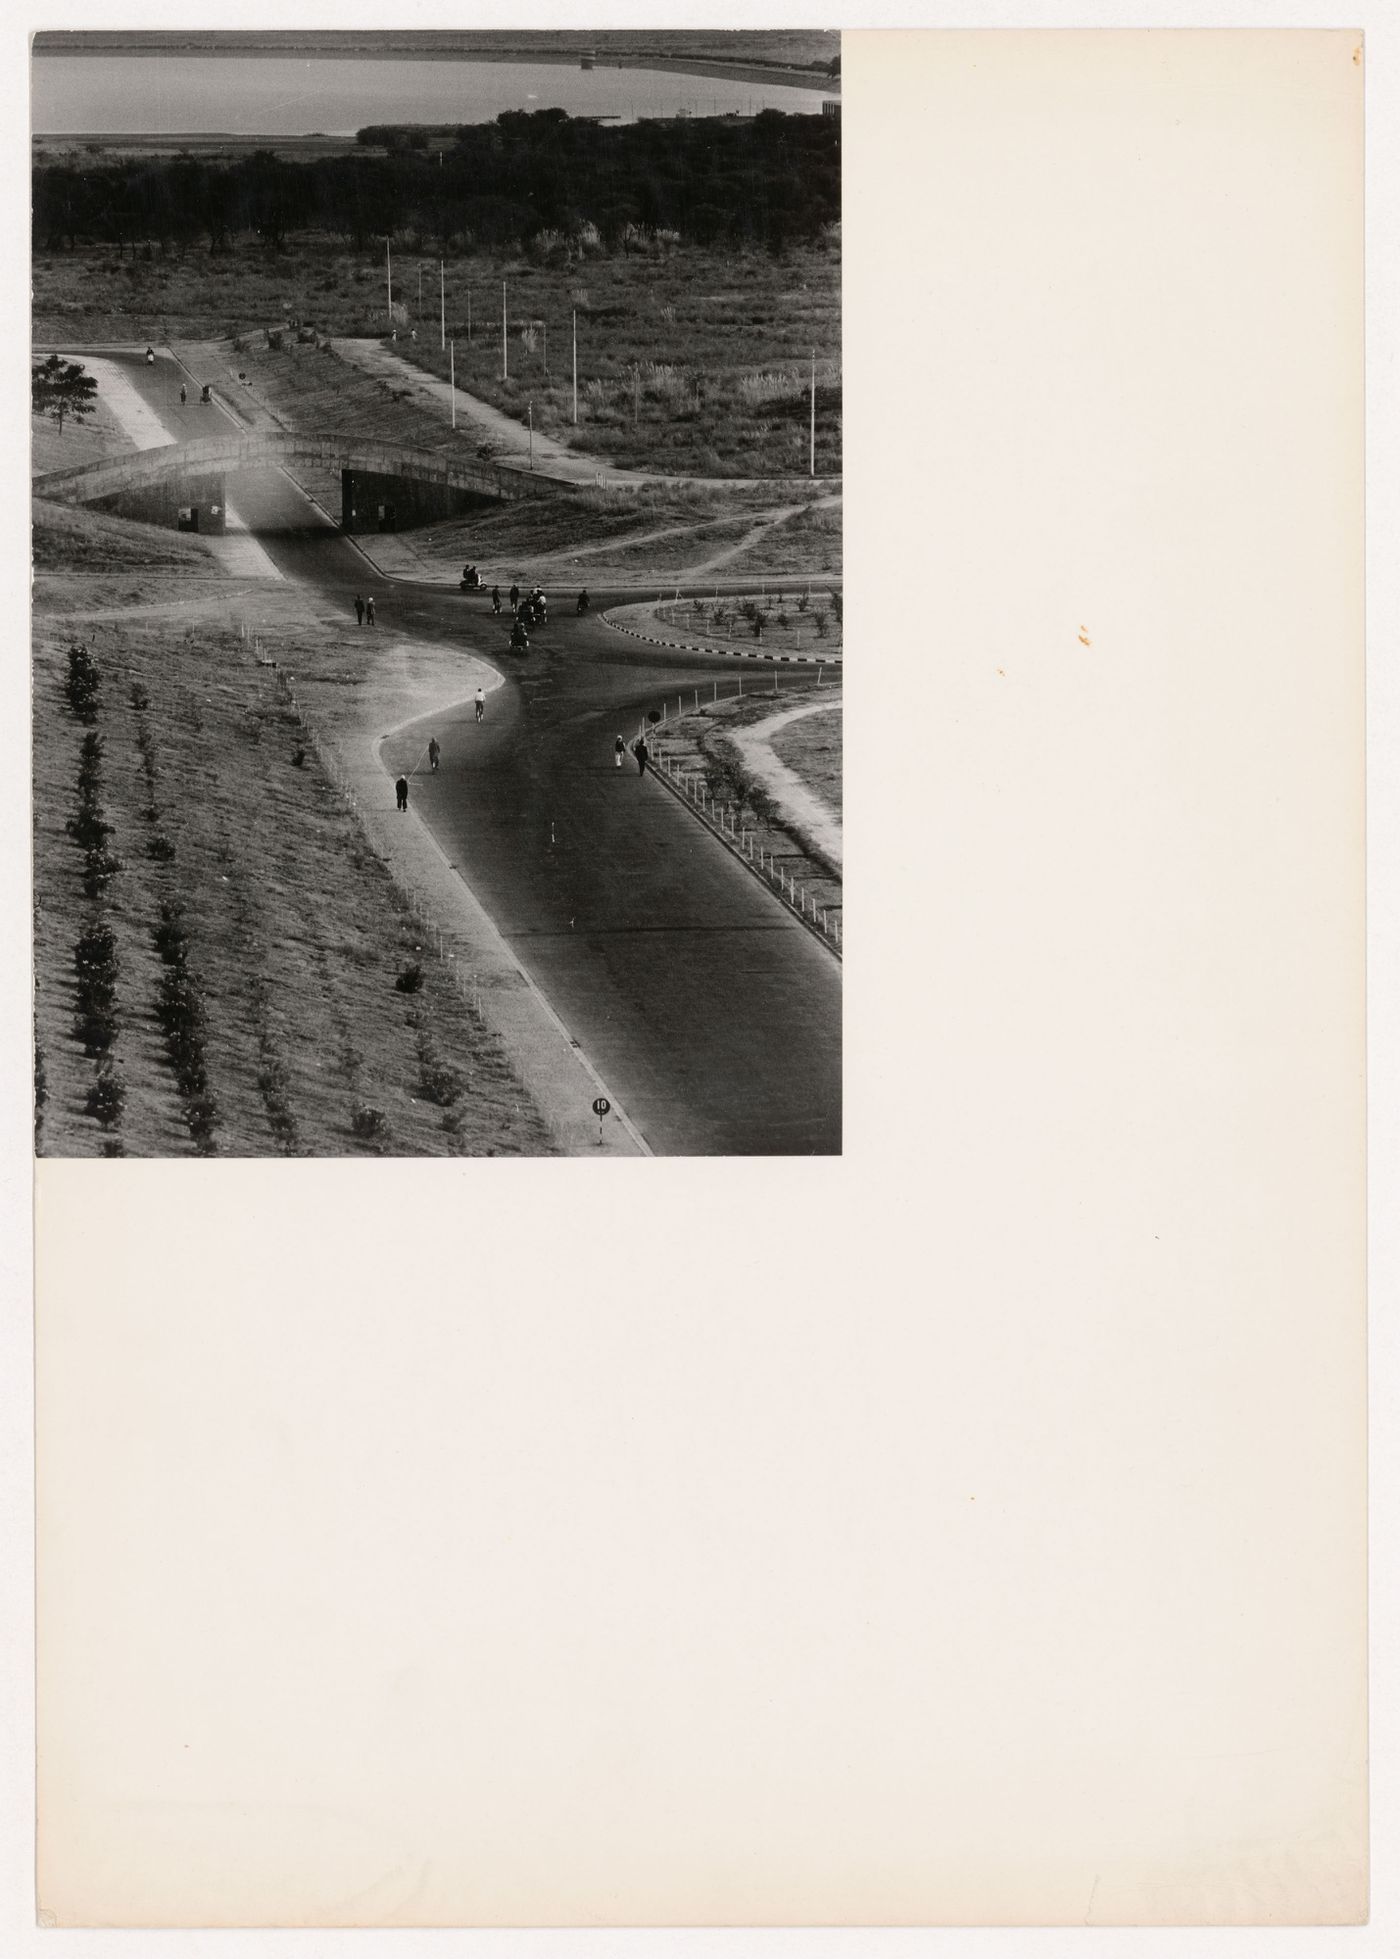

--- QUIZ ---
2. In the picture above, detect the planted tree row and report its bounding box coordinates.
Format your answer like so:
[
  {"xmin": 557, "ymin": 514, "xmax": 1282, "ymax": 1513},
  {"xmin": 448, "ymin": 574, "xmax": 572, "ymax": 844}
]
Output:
[{"xmin": 34, "ymin": 106, "xmax": 839, "ymax": 258}]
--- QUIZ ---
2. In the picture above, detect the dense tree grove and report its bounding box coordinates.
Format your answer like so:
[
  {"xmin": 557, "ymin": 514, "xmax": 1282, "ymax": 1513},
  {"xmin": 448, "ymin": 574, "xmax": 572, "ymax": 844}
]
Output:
[{"xmin": 33, "ymin": 108, "xmax": 840, "ymax": 259}]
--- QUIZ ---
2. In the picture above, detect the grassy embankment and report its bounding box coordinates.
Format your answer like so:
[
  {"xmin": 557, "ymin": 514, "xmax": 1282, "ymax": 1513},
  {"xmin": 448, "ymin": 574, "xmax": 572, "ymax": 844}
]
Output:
[
  {"xmin": 770, "ymin": 704, "xmax": 842, "ymax": 816},
  {"xmin": 644, "ymin": 678, "xmax": 843, "ymax": 915},
  {"xmin": 34, "ymin": 238, "xmax": 841, "ymax": 478},
  {"xmin": 32, "ymin": 495, "xmax": 552, "ymax": 1157}
]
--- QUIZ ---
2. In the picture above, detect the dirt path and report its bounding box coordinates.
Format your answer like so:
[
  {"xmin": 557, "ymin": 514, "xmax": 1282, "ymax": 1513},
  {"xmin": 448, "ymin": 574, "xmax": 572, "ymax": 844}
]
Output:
[
  {"xmin": 688, "ymin": 494, "xmax": 843, "ymax": 576},
  {"xmin": 727, "ymin": 700, "xmax": 843, "ymax": 871},
  {"xmin": 334, "ymin": 338, "xmax": 834, "ymax": 493}
]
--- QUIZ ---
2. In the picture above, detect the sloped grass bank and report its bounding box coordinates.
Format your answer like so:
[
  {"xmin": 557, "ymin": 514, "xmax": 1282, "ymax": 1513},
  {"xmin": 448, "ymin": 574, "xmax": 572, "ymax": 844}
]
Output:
[{"xmin": 33, "ymin": 561, "xmax": 551, "ymax": 1157}]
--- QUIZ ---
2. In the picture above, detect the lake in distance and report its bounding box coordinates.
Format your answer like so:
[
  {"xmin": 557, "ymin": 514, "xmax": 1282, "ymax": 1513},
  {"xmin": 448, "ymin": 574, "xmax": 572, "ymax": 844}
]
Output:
[{"xmin": 31, "ymin": 55, "xmax": 835, "ymax": 136}]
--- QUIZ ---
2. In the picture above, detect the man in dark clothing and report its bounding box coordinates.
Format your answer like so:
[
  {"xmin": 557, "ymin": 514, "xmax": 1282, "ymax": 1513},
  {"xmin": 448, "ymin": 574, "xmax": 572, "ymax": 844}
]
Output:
[
  {"xmin": 354, "ymin": 595, "xmax": 364, "ymax": 625},
  {"xmin": 634, "ymin": 737, "xmax": 649, "ymax": 777},
  {"xmin": 366, "ymin": 595, "xmax": 376, "ymax": 626},
  {"xmin": 427, "ymin": 738, "xmax": 440, "ymax": 772},
  {"xmin": 491, "ymin": 586, "xmax": 502, "ymax": 615},
  {"xmin": 395, "ymin": 775, "xmax": 409, "ymax": 811},
  {"xmin": 509, "ymin": 582, "xmax": 520, "ymax": 612}
]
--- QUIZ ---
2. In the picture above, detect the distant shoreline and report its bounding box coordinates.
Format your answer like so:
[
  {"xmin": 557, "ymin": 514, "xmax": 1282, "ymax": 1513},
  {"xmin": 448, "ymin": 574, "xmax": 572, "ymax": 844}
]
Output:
[{"xmin": 31, "ymin": 42, "xmax": 839, "ymax": 96}]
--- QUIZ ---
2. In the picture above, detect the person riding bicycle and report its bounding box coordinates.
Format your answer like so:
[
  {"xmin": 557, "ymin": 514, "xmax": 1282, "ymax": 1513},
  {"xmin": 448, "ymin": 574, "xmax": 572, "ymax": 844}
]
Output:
[
  {"xmin": 576, "ymin": 589, "xmax": 590, "ymax": 615},
  {"xmin": 145, "ymin": 345, "xmax": 155, "ymax": 364},
  {"xmin": 179, "ymin": 383, "xmax": 187, "ymax": 406},
  {"xmin": 510, "ymin": 619, "xmax": 530, "ymax": 653}
]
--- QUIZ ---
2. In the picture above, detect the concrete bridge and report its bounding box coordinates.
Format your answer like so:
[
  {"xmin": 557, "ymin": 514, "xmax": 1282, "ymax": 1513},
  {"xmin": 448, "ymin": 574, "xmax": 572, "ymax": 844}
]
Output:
[{"xmin": 32, "ymin": 429, "xmax": 560, "ymax": 535}]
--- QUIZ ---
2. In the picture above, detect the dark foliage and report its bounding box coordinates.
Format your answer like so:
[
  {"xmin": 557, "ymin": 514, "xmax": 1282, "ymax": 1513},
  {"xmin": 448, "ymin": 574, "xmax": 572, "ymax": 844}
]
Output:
[{"xmin": 34, "ymin": 109, "xmax": 839, "ymax": 257}]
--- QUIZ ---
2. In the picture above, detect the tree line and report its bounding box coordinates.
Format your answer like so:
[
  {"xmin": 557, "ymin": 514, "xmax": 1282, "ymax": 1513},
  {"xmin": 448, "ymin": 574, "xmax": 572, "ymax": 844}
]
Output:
[{"xmin": 33, "ymin": 107, "xmax": 840, "ymax": 259}]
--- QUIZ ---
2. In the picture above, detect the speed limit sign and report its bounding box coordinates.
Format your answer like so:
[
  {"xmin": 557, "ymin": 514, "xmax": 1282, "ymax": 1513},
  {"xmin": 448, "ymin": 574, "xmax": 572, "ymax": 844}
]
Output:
[{"xmin": 592, "ymin": 1096, "xmax": 610, "ymax": 1117}]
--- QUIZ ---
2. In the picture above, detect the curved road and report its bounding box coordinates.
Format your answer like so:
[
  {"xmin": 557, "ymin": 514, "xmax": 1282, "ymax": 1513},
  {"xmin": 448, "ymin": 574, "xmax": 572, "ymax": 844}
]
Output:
[{"xmin": 89, "ymin": 352, "xmax": 842, "ymax": 1155}]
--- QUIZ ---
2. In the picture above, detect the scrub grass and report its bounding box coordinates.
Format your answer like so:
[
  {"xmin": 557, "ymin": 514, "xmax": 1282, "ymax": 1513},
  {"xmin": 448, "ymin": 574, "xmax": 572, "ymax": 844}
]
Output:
[
  {"xmin": 32, "ymin": 506, "xmax": 552, "ymax": 1157},
  {"xmin": 33, "ymin": 236, "xmax": 840, "ymax": 478}
]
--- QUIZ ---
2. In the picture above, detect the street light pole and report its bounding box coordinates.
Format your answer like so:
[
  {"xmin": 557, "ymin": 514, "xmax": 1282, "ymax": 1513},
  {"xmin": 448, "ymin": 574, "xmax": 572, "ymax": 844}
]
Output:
[
  {"xmin": 502, "ymin": 282, "xmax": 508, "ymax": 382},
  {"xmin": 810, "ymin": 350, "xmax": 816, "ymax": 478},
  {"xmin": 528, "ymin": 400, "xmax": 534, "ymax": 470},
  {"xmin": 572, "ymin": 309, "xmax": 578, "ymax": 426},
  {"xmin": 439, "ymin": 261, "xmax": 445, "ymax": 350},
  {"xmin": 450, "ymin": 339, "xmax": 456, "ymax": 430},
  {"xmin": 386, "ymin": 238, "xmax": 392, "ymax": 321}
]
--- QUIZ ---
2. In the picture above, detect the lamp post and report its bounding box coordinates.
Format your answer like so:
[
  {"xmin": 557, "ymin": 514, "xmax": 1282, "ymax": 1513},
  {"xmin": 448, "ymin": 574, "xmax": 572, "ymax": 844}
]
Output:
[
  {"xmin": 572, "ymin": 309, "xmax": 578, "ymax": 426},
  {"xmin": 810, "ymin": 350, "xmax": 816, "ymax": 478},
  {"xmin": 450, "ymin": 339, "xmax": 456, "ymax": 430},
  {"xmin": 502, "ymin": 282, "xmax": 508, "ymax": 382},
  {"xmin": 439, "ymin": 261, "xmax": 445, "ymax": 350}
]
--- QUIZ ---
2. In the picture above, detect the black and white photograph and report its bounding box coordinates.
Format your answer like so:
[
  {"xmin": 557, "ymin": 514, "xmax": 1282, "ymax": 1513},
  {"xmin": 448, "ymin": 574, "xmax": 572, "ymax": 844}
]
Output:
[
  {"xmin": 29, "ymin": 26, "xmax": 842, "ymax": 1159},
  {"xmin": 10, "ymin": 9, "xmax": 1391, "ymax": 1943}
]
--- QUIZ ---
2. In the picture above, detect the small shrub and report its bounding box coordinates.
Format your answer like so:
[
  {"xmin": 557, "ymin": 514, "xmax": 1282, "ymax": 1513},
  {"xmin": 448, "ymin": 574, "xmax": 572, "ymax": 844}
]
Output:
[
  {"xmin": 153, "ymin": 901, "xmax": 185, "ymax": 963},
  {"xmin": 420, "ymin": 1059, "xmax": 463, "ymax": 1107},
  {"xmin": 184, "ymin": 1095, "xmax": 219, "ymax": 1152},
  {"xmin": 351, "ymin": 1104, "xmax": 389, "ymax": 1143},
  {"xmin": 394, "ymin": 961, "xmax": 424, "ymax": 994},
  {"xmin": 147, "ymin": 832, "xmax": 177, "ymax": 862},
  {"xmin": 85, "ymin": 1064, "xmax": 126, "ymax": 1128},
  {"xmin": 65, "ymin": 644, "xmax": 101, "ymax": 722}
]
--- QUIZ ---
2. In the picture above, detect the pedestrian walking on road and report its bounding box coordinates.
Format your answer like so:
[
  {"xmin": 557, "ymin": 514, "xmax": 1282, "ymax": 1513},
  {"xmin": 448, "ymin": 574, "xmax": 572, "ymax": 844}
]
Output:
[
  {"xmin": 634, "ymin": 736, "xmax": 650, "ymax": 777},
  {"xmin": 475, "ymin": 687, "xmax": 486, "ymax": 723},
  {"xmin": 491, "ymin": 585, "xmax": 501, "ymax": 615},
  {"xmin": 509, "ymin": 582, "xmax": 520, "ymax": 612},
  {"xmin": 354, "ymin": 594, "xmax": 364, "ymax": 625},
  {"xmin": 614, "ymin": 735, "xmax": 626, "ymax": 769},
  {"xmin": 179, "ymin": 383, "xmax": 187, "ymax": 406},
  {"xmin": 366, "ymin": 595, "xmax": 376, "ymax": 626},
  {"xmin": 428, "ymin": 737, "xmax": 440, "ymax": 772},
  {"xmin": 395, "ymin": 775, "xmax": 409, "ymax": 811}
]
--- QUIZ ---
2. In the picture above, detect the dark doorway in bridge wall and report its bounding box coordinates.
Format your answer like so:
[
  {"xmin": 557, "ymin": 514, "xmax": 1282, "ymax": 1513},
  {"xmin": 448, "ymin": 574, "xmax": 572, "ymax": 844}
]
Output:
[{"xmin": 340, "ymin": 467, "xmax": 489, "ymax": 536}]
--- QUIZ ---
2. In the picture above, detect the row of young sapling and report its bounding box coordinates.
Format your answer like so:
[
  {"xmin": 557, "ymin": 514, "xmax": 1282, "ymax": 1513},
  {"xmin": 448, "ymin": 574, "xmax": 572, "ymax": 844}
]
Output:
[
  {"xmin": 634, "ymin": 681, "xmax": 843, "ymax": 953},
  {"xmin": 131, "ymin": 679, "xmax": 220, "ymax": 1152},
  {"xmin": 63, "ymin": 646, "xmax": 126, "ymax": 1151},
  {"xmin": 258, "ymin": 639, "xmax": 516, "ymax": 1153}
]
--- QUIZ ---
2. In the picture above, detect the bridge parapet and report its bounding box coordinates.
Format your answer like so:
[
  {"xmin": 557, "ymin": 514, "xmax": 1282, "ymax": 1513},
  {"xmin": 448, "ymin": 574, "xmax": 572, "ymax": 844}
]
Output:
[{"xmin": 34, "ymin": 429, "xmax": 557, "ymax": 508}]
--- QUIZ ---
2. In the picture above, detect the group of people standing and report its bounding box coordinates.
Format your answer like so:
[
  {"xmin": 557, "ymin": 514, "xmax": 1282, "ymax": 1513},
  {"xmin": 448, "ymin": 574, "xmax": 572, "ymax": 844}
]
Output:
[{"xmin": 353, "ymin": 594, "xmax": 376, "ymax": 627}]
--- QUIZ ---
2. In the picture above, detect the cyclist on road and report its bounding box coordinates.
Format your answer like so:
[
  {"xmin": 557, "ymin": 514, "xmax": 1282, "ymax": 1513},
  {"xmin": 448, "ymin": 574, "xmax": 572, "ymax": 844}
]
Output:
[
  {"xmin": 577, "ymin": 589, "xmax": 590, "ymax": 615},
  {"xmin": 475, "ymin": 688, "xmax": 486, "ymax": 722}
]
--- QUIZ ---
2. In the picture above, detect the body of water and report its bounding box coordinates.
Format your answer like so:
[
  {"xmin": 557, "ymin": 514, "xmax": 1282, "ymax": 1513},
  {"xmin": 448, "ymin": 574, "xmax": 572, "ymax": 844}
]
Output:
[{"xmin": 31, "ymin": 54, "xmax": 835, "ymax": 136}]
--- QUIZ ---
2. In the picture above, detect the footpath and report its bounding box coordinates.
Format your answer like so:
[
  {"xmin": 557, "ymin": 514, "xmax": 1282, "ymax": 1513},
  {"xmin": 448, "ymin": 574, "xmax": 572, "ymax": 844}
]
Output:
[
  {"xmin": 332, "ymin": 337, "xmax": 836, "ymax": 495},
  {"xmin": 271, "ymin": 628, "xmax": 649, "ymax": 1156}
]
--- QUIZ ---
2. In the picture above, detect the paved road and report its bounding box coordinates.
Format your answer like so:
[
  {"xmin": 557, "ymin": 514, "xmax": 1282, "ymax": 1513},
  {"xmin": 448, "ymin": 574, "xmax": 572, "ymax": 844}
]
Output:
[{"xmin": 99, "ymin": 352, "xmax": 842, "ymax": 1155}]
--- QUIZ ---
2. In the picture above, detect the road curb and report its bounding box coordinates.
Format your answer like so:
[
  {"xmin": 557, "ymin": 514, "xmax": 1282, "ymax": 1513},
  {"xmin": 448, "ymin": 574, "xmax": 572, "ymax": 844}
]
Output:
[
  {"xmin": 601, "ymin": 613, "xmax": 842, "ymax": 667},
  {"xmin": 643, "ymin": 756, "xmax": 842, "ymax": 961}
]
